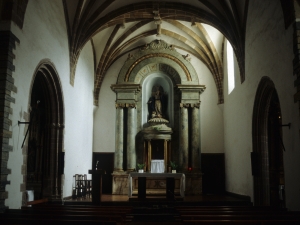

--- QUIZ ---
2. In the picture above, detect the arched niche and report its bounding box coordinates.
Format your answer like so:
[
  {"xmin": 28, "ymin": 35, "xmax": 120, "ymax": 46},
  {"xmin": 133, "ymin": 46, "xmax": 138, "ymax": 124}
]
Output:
[{"xmin": 141, "ymin": 72, "xmax": 174, "ymax": 127}]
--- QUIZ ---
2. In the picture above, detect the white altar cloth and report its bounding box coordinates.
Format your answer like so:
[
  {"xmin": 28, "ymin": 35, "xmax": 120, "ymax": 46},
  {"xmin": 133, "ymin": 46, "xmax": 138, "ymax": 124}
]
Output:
[
  {"xmin": 151, "ymin": 160, "xmax": 164, "ymax": 173},
  {"xmin": 128, "ymin": 172, "xmax": 185, "ymax": 197}
]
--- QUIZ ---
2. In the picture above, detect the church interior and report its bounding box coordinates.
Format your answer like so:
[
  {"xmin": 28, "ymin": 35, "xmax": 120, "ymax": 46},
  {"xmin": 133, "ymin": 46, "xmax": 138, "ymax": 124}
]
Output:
[{"xmin": 1, "ymin": 0, "xmax": 300, "ymax": 223}]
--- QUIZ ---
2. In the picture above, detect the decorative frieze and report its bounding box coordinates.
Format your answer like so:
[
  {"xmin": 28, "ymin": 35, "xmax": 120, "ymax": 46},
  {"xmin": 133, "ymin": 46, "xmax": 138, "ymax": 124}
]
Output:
[{"xmin": 134, "ymin": 63, "xmax": 181, "ymax": 84}]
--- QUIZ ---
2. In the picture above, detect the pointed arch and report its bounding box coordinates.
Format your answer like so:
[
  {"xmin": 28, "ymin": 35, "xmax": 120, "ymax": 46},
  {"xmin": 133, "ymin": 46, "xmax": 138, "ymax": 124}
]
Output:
[
  {"xmin": 26, "ymin": 60, "xmax": 64, "ymax": 201},
  {"xmin": 252, "ymin": 76, "xmax": 285, "ymax": 206}
]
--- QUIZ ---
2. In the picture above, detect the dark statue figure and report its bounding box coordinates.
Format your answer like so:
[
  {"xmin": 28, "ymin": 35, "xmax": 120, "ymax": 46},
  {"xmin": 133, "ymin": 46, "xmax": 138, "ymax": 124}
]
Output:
[{"xmin": 147, "ymin": 85, "xmax": 168, "ymax": 121}]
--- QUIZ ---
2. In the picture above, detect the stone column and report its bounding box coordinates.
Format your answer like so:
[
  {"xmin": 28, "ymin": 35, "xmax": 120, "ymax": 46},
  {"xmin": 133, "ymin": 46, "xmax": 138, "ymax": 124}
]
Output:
[
  {"xmin": 147, "ymin": 140, "xmax": 152, "ymax": 172},
  {"xmin": 114, "ymin": 105, "xmax": 124, "ymax": 172},
  {"xmin": 127, "ymin": 105, "xmax": 136, "ymax": 171},
  {"xmin": 179, "ymin": 104, "xmax": 189, "ymax": 171},
  {"xmin": 191, "ymin": 104, "xmax": 201, "ymax": 171},
  {"xmin": 164, "ymin": 139, "xmax": 168, "ymax": 172}
]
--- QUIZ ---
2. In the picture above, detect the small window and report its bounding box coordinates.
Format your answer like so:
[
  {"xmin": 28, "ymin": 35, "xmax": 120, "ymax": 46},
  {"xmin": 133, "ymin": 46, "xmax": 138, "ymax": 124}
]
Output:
[{"xmin": 227, "ymin": 40, "xmax": 235, "ymax": 94}]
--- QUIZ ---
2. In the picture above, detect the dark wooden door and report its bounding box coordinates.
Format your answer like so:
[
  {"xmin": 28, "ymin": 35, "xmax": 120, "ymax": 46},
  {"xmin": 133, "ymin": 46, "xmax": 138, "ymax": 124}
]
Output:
[
  {"xmin": 268, "ymin": 93, "xmax": 285, "ymax": 207},
  {"xmin": 201, "ymin": 153, "xmax": 225, "ymax": 194},
  {"xmin": 92, "ymin": 153, "xmax": 114, "ymax": 194}
]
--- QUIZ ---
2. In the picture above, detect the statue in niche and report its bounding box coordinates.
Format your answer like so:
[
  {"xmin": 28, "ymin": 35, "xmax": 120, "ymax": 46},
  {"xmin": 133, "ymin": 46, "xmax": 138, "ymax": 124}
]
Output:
[{"xmin": 147, "ymin": 85, "xmax": 168, "ymax": 122}]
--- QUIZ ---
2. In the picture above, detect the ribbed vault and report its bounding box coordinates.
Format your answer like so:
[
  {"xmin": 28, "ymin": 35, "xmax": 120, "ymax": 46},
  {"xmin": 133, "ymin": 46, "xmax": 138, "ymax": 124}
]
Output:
[{"xmin": 62, "ymin": 0, "xmax": 249, "ymax": 105}]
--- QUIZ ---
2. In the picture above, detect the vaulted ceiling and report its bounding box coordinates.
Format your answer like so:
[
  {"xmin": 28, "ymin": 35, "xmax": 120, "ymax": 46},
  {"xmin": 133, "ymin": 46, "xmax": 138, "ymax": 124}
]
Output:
[{"xmin": 63, "ymin": 0, "xmax": 249, "ymax": 105}]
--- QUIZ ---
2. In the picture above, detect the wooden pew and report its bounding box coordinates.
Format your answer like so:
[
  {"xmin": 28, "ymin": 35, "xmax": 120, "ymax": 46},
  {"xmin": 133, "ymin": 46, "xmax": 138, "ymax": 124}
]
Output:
[
  {"xmin": 175, "ymin": 205, "xmax": 300, "ymax": 225},
  {"xmin": 1, "ymin": 204, "xmax": 133, "ymax": 225},
  {"xmin": 175, "ymin": 205, "xmax": 288, "ymax": 211},
  {"xmin": 181, "ymin": 219, "xmax": 300, "ymax": 224}
]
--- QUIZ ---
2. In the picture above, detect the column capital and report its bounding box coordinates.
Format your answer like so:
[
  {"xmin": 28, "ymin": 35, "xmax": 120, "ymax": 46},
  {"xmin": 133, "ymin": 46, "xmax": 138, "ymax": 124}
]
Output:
[
  {"xmin": 127, "ymin": 103, "xmax": 136, "ymax": 108},
  {"xmin": 115, "ymin": 103, "xmax": 126, "ymax": 108},
  {"xmin": 115, "ymin": 103, "xmax": 136, "ymax": 108},
  {"xmin": 192, "ymin": 103, "xmax": 201, "ymax": 108},
  {"xmin": 180, "ymin": 103, "xmax": 201, "ymax": 108},
  {"xmin": 180, "ymin": 103, "xmax": 190, "ymax": 108}
]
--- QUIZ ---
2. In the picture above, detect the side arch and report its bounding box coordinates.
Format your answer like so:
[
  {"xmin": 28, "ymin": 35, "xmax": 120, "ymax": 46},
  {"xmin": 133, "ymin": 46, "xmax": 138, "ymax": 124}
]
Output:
[
  {"xmin": 252, "ymin": 76, "xmax": 285, "ymax": 206},
  {"xmin": 25, "ymin": 60, "xmax": 64, "ymax": 201}
]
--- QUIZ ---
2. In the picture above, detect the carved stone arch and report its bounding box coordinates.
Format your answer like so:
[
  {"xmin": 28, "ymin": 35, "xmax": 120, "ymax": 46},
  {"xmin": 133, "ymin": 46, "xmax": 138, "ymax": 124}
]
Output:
[
  {"xmin": 252, "ymin": 76, "xmax": 285, "ymax": 206},
  {"xmin": 26, "ymin": 60, "xmax": 64, "ymax": 202},
  {"xmin": 116, "ymin": 40, "xmax": 199, "ymax": 85}
]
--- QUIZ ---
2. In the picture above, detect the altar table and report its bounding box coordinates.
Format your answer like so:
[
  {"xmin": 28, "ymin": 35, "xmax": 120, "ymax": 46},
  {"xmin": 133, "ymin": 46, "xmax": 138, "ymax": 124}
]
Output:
[{"xmin": 128, "ymin": 172, "xmax": 185, "ymax": 199}]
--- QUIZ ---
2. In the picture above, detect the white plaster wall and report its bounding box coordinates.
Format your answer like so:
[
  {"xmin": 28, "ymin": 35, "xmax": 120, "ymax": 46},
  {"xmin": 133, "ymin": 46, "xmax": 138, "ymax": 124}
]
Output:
[
  {"xmin": 93, "ymin": 55, "xmax": 126, "ymax": 153},
  {"xmin": 6, "ymin": 0, "xmax": 94, "ymax": 208},
  {"xmin": 223, "ymin": 40, "xmax": 253, "ymax": 198},
  {"xmin": 188, "ymin": 55, "xmax": 224, "ymax": 153},
  {"xmin": 223, "ymin": 0, "xmax": 300, "ymax": 210},
  {"xmin": 63, "ymin": 41, "xmax": 94, "ymax": 198}
]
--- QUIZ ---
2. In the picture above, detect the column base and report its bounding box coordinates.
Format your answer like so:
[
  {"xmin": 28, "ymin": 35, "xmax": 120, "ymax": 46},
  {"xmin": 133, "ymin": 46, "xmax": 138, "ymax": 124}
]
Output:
[
  {"xmin": 185, "ymin": 172, "xmax": 203, "ymax": 195},
  {"xmin": 112, "ymin": 172, "xmax": 128, "ymax": 195}
]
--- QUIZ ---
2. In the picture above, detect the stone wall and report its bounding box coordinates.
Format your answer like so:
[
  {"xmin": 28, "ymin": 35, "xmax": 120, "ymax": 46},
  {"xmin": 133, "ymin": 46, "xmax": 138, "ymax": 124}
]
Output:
[{"xmin": 0, "ymin": 31, "xmax": 18, "ymax": 211}]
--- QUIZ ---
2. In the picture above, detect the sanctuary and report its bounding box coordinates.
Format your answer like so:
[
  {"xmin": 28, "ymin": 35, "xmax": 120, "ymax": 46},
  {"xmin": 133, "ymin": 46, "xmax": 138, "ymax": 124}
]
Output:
[{"xmin": 111, "ymin": 40, "xmax": 205, "ymax": 196}]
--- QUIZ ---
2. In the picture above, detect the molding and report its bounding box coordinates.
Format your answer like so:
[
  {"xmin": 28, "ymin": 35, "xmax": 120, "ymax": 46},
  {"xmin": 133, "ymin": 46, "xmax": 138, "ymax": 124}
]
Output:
[
  {"xmin": 176, "ymin": 84, "xmax": 206, "ymax": 93},
  {"xmin": 111, "ymin": 83, "xmax": 141, "ymax": 93}
]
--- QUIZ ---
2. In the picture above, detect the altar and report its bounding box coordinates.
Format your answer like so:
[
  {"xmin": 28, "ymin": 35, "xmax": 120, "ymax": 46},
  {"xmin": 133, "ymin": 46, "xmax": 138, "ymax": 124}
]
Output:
[
  {"xmin": 110, "ymin": 51, "xmax": 205, "ymax": 196},
  {"xmin": 128, "ymin": 172, "xmax": 185, "ymax": 200}
]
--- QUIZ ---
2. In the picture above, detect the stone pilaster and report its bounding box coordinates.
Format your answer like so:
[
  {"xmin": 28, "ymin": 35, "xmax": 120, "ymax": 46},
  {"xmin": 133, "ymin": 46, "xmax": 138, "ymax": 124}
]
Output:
[
  {"xmin": 114, "ymin": 104, "xmax": 124, "ymax": 172},
  {"xmin": 0, "ymin": 31, "xmax": 19, "ymax": 212},
  {"xmin": 191, "ymin": 104, "xmax": 201, "ymax": 171},
  {"xmin": 111, "ymin": 84, "xmax": 140, "ymax": 173},
  {"xmin": 127, "ymin": 104, "xmax": 136, "ymax": 171},
  {"xmin": 179, "ymin": 104, "xmax": 189, "ymax": 171}
]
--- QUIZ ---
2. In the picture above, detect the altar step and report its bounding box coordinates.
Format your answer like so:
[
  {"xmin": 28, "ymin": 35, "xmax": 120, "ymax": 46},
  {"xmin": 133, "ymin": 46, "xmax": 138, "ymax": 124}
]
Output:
[
  {"xmin": 132, "ymin": 188, "xmax": 180, "ymax": 196},
  {"xmin": 125, "ymin": 205, "xmax": 182, "ymax": 225}
]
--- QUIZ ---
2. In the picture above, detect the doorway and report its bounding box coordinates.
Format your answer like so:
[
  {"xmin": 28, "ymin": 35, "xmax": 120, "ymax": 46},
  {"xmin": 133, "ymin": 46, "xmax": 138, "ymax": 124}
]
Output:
[
  {"xmin": 252, "ymin": 77, "xmax": 285, "ymax": 207},
  {"xmin": 26, "ymin": 62, "xmax": 64, "ymax": 200}
]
